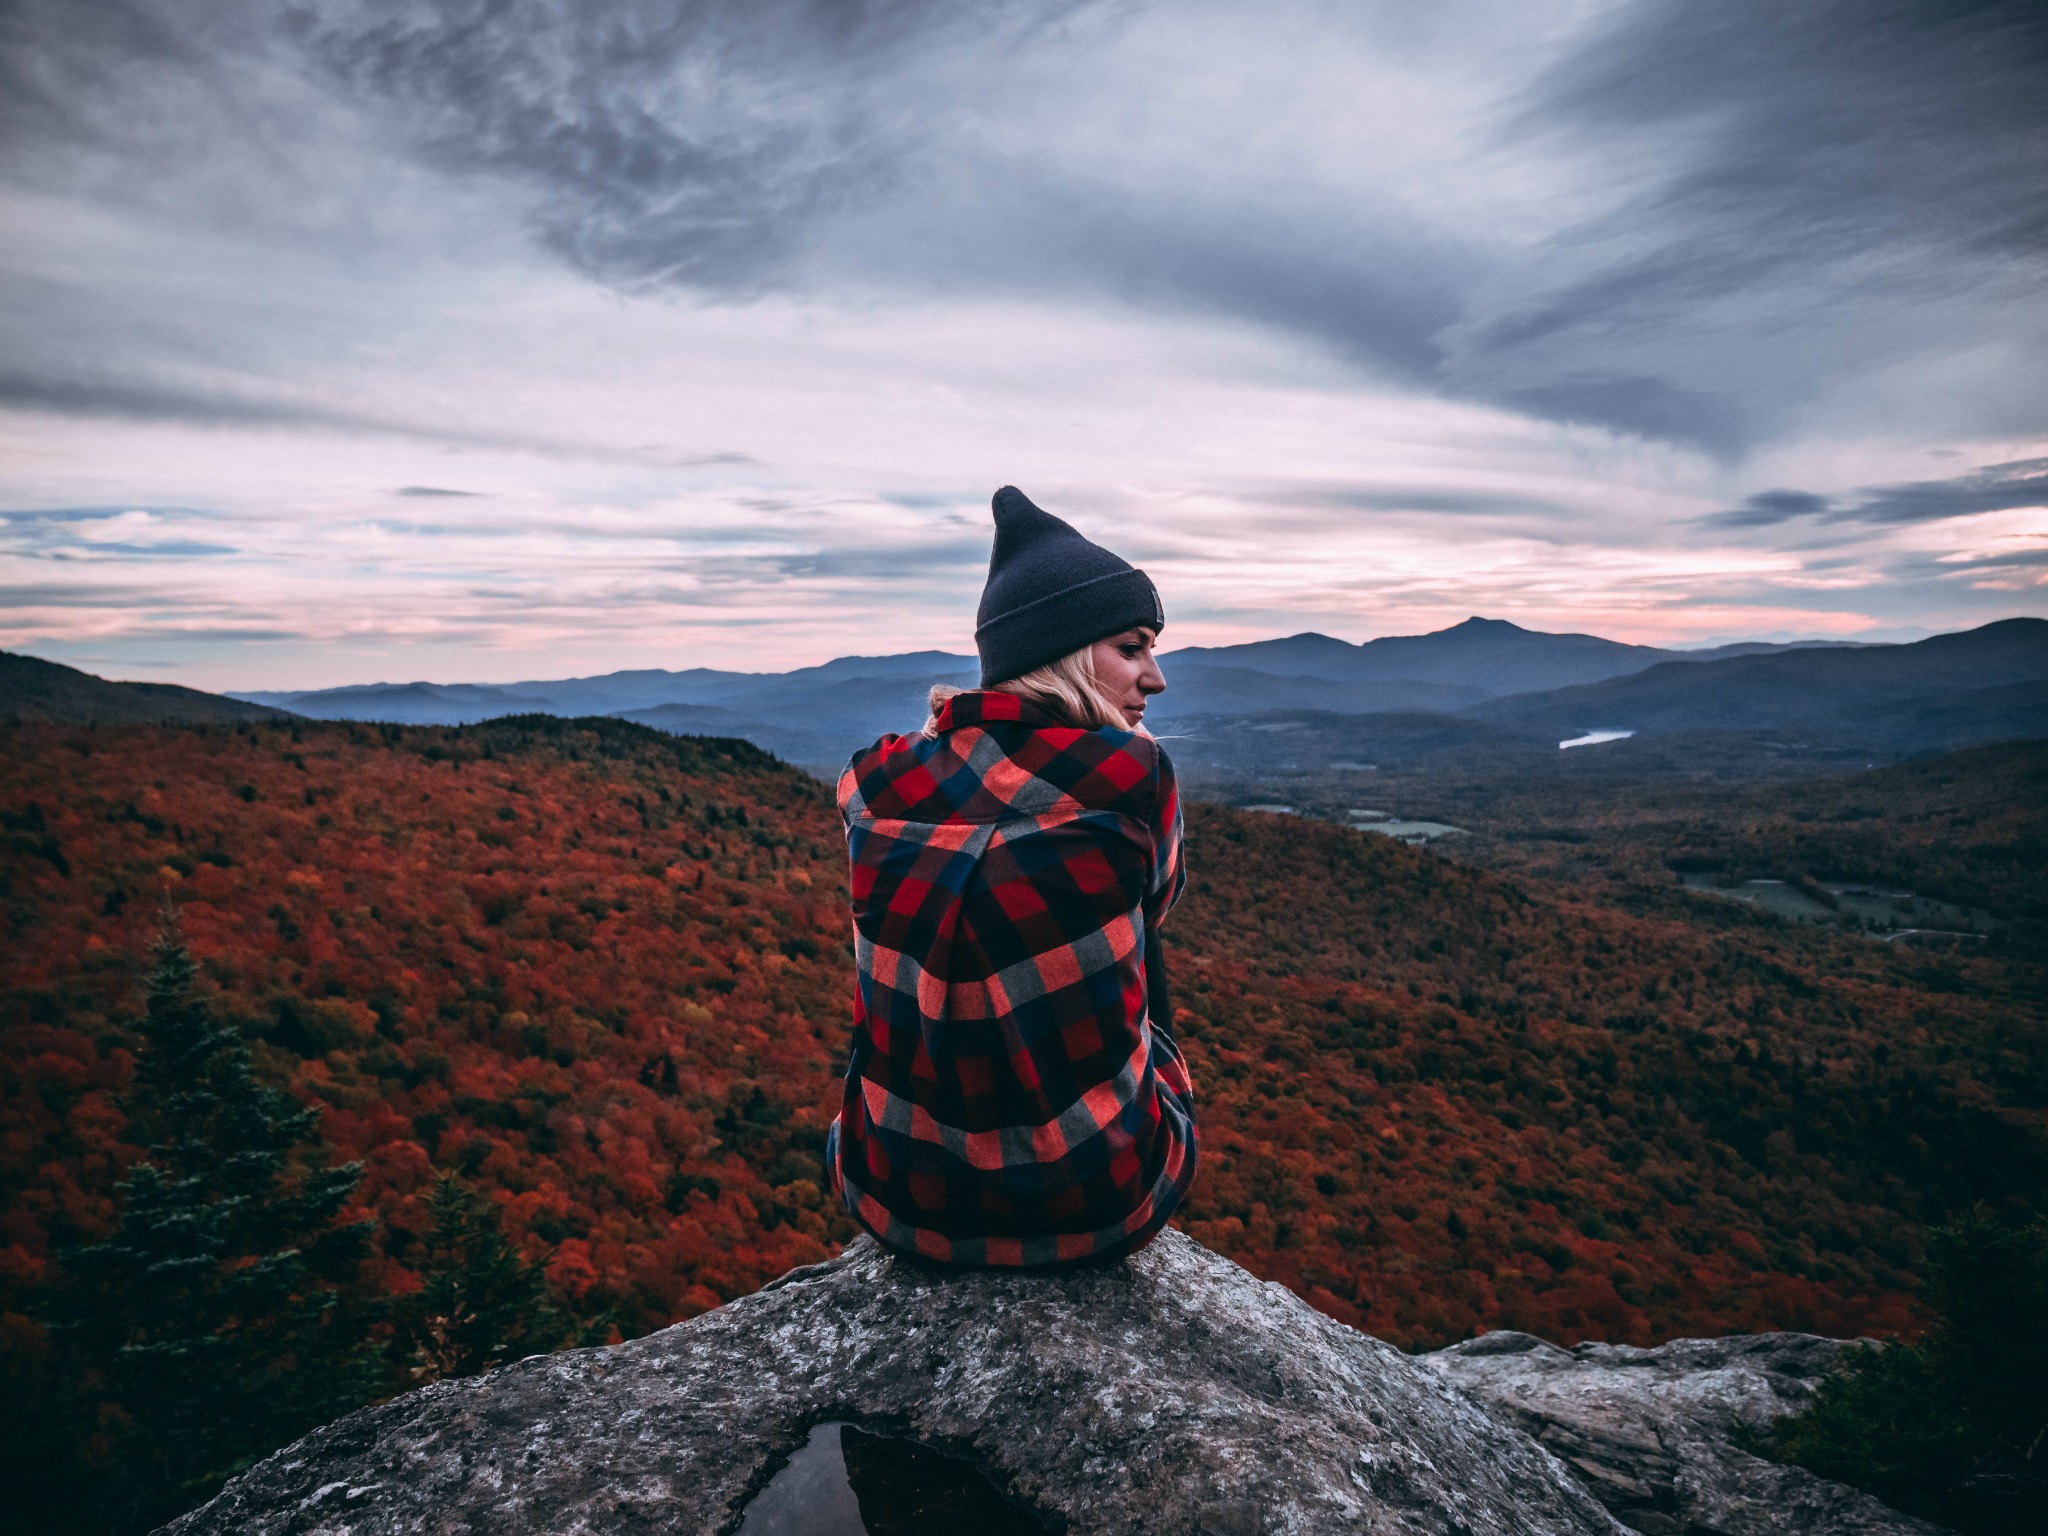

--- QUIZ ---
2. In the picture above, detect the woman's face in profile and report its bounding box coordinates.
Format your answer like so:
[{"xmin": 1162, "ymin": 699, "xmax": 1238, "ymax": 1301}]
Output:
[{"xmin": 1090, "ymin": 627, "xmax": 1166, "ymax": 727}]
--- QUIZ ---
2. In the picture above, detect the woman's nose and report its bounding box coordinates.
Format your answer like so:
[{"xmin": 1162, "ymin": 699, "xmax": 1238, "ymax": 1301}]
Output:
[{"xmin": 1140, "ymin": 660, "xmax": 1165, "ymax": 695}]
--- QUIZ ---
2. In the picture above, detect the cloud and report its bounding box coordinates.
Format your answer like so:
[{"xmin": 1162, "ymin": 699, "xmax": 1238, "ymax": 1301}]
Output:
[
  {"xmin": 0, "ymin": 507, "xmax": 240, "ymax": 559},
  {"xmin": 0, "ymin": 582, "xmax": 152, "ymax": 608},
  {"xmin": 1248, "ymin": 484, "xmax": 1567, "ymax": 520},
  {"xmin": 1700, "ymin": 489, "xmax": 1832, "ymax": 530},
  {"xmin": 1700, "ymin": 461, "xmax": 2048, "ymax": 533},
  {"xmin": 1444, "ymin": 0, "xmax": 2048, "ymax": 449},
  {"xmin": 1532, "ymin": 1, "xmax": 2048, "ymax": 269},
  {"xmin": 8, "ymin": 0, "xmax": 2044, "ymax": 455},
  {"xmin": 282, "ymin": 0, "xmax": 1096, "ymax": 288},
  {"xmin": 1835, "ymin": 458, "xmax": 2048, "ymax": 526},
  {"xmin": 0, "ymin": 368, "xmax": 390, "ymax": 432},
  {"xmin": 1, "ymin": 0, "xmax": 2043, "ymax": 690},
  {"xmin": 0, "ymin": 364, "xmax": 587, "ymax": 451}
]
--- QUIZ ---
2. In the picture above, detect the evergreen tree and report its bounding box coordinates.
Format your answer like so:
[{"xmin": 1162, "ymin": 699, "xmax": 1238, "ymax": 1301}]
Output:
[
  {"xmin": 47, "ymin": 919, "xmax": 382, "ymax": 1535},
  {"xmin": 1751, "ymin": 1209, "xmax": 2048, "ymax": 1535},
  {"xmin": 395, "ymin": 1172, "xmax": 579, "ymax": 1382}
]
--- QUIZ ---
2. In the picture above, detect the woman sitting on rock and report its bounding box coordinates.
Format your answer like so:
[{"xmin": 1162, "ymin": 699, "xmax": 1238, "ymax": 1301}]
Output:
[{"xmin": 828, "ymin": 486, "xmax": 1198, "ymax": 1267}]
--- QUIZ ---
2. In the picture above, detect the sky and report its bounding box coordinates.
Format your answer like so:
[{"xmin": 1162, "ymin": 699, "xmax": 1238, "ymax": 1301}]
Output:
[{"xmin": 2, "ymin": 0, "xmax": 2045, "ymax": 690}]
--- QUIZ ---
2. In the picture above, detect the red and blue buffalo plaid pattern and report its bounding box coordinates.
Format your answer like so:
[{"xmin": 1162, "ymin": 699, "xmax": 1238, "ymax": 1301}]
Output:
[{"xmin": 827, "ymin": 689, "xmax": 1197, "ymax": 1267}]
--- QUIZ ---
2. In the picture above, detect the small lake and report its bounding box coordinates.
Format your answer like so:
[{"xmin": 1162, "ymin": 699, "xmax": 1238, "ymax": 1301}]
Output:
[
  {"xmin": 1559, "ymin": 729, "xmax": 1636, "ymax": 750},
  {"xmin": 1347, "ymin": 809, "xmax": 1466, "ymax": 844}
]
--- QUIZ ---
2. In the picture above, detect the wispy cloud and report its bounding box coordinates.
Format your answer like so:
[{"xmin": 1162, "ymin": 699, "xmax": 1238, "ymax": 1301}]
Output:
[
  {"xmin": 1700, "ymin": 490, "xmax": 1833, "ymax": 530},
  {"xmin": 0, "ymin": 0, "xmax": 2042, "ymax": 686},
  {"xmin": 1700, "ymin": 461, "xmax": 2048, "ymax": 530},
  {"xmin": 1837, "ymin": 458, "xmax": 2048, "ymax": 526}
]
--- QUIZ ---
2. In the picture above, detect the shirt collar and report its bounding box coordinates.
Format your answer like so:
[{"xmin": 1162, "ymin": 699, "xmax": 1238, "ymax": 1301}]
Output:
[{"xmin": 931, "ymin": 689, "xmax": 1067, "ymax": 733}]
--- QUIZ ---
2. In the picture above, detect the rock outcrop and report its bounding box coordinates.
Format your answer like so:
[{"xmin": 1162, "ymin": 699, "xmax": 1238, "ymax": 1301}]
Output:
[
  {"xmin": 165, "ymin": 1230, "xmax": 1621, "ymax": 1536},
  {"xmin": 1424, "ymin": 1331, "xmax": 1946, "ymax": 1536},
  {"xmin": 162, "ymin": 1232, "xmax": 1939, "ymax": 1536}
]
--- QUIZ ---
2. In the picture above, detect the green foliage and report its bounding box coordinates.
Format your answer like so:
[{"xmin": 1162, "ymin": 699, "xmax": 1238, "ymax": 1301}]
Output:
[
  {"xmin": 37, "ymin": 920, "xmax": 382, "ymax": 1535},
  {"xmin": 395, "ymin": 1173, "xmax": 584, "ymax": 1383},
  {"xmin": 1749, "ymin": 1211, "xmax": 2048, "ymax": 1534}
]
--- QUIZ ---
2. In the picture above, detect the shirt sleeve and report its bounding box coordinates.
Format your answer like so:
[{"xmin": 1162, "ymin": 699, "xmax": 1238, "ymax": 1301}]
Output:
[{"xmin": 1144, "ymin": 741, "xmax": 1186, "ymax": 929}]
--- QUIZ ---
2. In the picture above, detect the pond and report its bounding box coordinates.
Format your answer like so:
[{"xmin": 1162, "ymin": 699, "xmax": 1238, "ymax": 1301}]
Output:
[
  {"xmin": 1347, "ymin": 808, "xmax": 1467, "ymax": 844},
  {"xmin": 736, "ymin": 1421, "xmax": 1044, "ymax": 1536}
]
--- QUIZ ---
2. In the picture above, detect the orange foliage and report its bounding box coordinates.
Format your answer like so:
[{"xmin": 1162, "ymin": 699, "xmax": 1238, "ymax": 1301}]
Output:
[
  {"xmin": 1167, "ymin": 804, "xmax": 2045, "ymax": 1346},
  {"xmin": 4, "ymin": 718, "xmax": 2043, "ymax": 1355},
  {"xmin": 2, "ymin": 718, "xmax": 853, "ymax": 1340}
]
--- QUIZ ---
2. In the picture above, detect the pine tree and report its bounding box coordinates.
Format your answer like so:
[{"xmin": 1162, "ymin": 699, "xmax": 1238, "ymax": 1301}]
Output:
[
  {"xmin": 48, "ymin": 919, "xmax": 382, "ymax": 1535},
  {"xmin": 395, "ymin": 1172, "xmax": 578, "ymax": 1382},
  {"xmin": 1751, "ymin": 1209, "xmax": 2048, "ymax": 1536}
]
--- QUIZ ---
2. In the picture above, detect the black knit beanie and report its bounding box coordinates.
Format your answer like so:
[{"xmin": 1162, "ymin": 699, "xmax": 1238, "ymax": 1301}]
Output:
[{"xmin": 974, "ymin": 486, "xmax": 1164, "ymax": 686}]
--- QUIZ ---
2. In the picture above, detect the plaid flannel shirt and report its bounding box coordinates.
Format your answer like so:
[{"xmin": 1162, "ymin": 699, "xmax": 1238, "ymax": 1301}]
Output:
[{"xmin": 827, "ymin": 689, "xmax": 1197, "ymax": 1267}]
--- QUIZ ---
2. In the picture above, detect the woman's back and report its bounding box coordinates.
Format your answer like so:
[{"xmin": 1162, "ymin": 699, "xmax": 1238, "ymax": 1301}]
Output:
[{"xmin": 829, "ymin": 687, "xmax": 1197, "ymax": 1268}]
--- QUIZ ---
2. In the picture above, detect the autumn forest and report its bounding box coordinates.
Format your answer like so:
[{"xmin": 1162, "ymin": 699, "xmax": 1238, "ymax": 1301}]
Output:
[{"xmin": 4, "ymin": 715, "xmax": 2045, "ymax": 1530}]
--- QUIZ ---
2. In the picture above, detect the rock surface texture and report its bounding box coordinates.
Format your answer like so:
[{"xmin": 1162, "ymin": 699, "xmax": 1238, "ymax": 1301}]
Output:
[
  {"xmin": 166, "ymin": 1230, "xmax": 1622, "ymax": 1536},
  {"xmin": 1424, "ymin": 1331, "xmax": 1947, "ymax": 1536}
]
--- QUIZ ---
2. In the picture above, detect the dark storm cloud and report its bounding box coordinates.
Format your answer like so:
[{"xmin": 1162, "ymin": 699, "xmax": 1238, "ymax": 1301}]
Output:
[
  {"xmin": 0, "ymin": 0, "xmax": 1095, "ymax": 282},
  {"xmin": 0, "ymin": 0, "xmax": 1489, "ymax": 407},
  {"xmin": 4, "ymin": 0, "xmax": 2045, "ymax": 454},
  {"xmin": 284, "ymin": 0, "xmax": 1099, "ymax": 287},
  {"xmin": 1458, "ymin": 0, "xmax": 2048, "ymax": 447},
  {"xmin": 278, "ymin": 1, "xmax": 1473, "ymax": 378},
  {"xmin": 1534, "ymin": 0, "xmax": 2048, "ymax": 269}
]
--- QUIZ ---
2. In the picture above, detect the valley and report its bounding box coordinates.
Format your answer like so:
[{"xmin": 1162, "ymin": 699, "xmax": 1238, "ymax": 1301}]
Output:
[
  {"xmin": 4, "ymin": 639, "xmax": 2045, "ymax": 1533},
  {"xmin": 4, "ymin": 716, "xmax": 2043, "ymax": 1356}
]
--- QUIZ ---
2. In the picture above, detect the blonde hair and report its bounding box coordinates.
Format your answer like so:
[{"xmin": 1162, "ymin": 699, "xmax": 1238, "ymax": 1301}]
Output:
[{"xmin": 925, "ymin": 643, "xmax": 1144, "ymax": 736}]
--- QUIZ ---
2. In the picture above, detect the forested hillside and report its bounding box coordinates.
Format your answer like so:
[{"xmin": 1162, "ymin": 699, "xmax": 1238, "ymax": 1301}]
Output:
[
  {"xmin": 3, "ymin": 717, "xmax": 852, "ymax": 1345},
  {"xmin": 0, "ymin": 651, "xmax": 285, "ymax": 727},
  {"xmin": 1398, "ymin": 739, "xmax": 2048, "ymax": 955},
  {"xmin": 1166, "ymin": 803, "xmax": 2045, "ymax": 1342},
  {"xmin": 4, "ymin": 716, "xmax": 2043, "ymax": 1380}
]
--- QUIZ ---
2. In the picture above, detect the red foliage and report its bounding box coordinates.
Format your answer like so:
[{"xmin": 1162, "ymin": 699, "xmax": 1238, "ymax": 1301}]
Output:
[
  {"xmin": 2, "ymin": 718, "xmax": 853, "ymax": 1341},
  {"xmin": 1166, "ymin": 804, "xmax": 2044, "ymax": 1346},
  {"xmin": 4, "ymin": 718, "xmax": 2042, "ymax": 1356}
]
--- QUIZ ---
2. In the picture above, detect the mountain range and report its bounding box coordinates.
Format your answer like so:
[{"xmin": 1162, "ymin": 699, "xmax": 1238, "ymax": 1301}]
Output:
[{"xmin": 6, "ymin": 616, "xmax": 2043, "ymax": 780}]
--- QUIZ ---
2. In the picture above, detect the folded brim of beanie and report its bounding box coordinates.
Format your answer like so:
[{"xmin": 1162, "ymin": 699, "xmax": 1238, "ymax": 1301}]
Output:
[{"xmin": 976, "ymin": 565, "xmax": 1163, "ymax": 686}]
